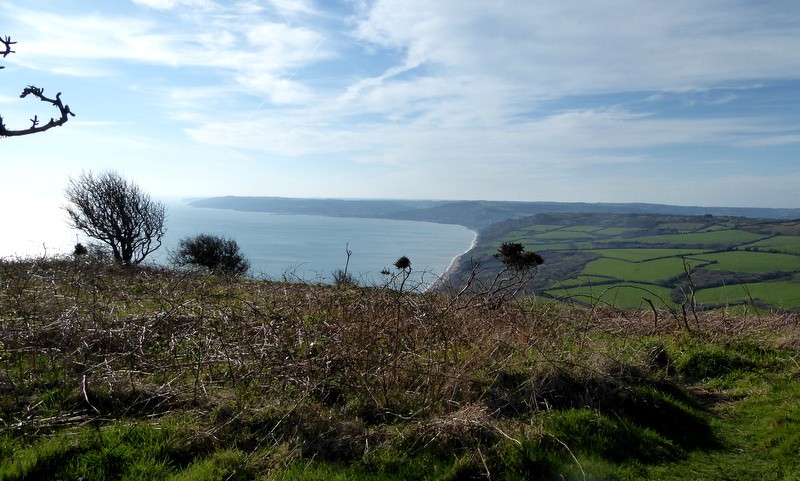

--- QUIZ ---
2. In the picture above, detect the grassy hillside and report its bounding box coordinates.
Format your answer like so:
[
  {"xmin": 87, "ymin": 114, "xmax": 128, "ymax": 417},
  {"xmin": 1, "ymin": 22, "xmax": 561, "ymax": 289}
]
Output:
[
  {"xmin": 2, "ymin": 256, "xmax": 800, "ymax": 480},
  {"xmin": 444, "ymin": 213, "xmax": 800, "ymax": 312}
]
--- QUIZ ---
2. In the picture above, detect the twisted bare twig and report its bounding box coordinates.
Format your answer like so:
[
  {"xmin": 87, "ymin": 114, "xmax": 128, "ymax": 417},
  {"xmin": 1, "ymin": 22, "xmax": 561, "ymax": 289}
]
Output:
[
  {"xmin": 0, "ymin": 35, "xmax": 75, "ymax": 137},
  {"xmin": 1, "ymin": 35, "xmax": 16, "ymax": 63}
]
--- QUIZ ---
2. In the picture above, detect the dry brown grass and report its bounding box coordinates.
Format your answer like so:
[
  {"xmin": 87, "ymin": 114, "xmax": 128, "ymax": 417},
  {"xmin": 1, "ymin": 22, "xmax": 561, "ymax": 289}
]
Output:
[{"xmin": 2, "ymin": 255, "xmax": 798, "ymax": 465}]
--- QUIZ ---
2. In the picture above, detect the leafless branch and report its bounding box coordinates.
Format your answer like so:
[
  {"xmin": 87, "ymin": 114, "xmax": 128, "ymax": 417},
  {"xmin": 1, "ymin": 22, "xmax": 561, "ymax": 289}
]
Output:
[
  {"xmin": 1, "ymin": 35, "xmax": 17, "ymax": 64},
  {"xmin": 0, "ymin": 35, "xmax": 75, "ymax": 137}
]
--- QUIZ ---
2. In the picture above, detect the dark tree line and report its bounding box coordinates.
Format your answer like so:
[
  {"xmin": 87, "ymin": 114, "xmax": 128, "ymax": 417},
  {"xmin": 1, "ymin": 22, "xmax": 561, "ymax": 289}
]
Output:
[{"xmin": 1, "ymin": 35, "xmax": 74, "ymax": 137}]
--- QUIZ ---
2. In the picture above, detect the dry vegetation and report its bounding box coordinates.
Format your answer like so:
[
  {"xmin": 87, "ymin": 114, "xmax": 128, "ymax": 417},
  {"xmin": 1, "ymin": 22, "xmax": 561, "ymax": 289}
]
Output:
[{"xmin": 2, "ymin": 256, "xmax": 800, "ymax": 480}]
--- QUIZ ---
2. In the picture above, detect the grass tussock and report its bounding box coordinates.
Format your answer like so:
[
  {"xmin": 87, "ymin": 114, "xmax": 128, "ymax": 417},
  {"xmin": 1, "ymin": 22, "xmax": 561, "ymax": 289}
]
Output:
[{"xmin": 1, "ymin": 256, "xmax": 799, "ymax": 480}]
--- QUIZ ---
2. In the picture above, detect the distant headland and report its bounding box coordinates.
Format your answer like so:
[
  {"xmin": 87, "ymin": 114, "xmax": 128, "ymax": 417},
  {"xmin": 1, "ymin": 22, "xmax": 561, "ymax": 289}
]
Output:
[{"xmin": 190, "ymin": 196, "xmax": 800, "ymax": 230}]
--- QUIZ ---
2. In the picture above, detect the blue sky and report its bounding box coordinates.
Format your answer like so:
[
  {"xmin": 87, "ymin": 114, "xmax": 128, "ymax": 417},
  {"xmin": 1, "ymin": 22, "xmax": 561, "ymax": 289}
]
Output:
[{"xmin": 2, "ymin": 0, "xmax": 800, "ymax": 210}]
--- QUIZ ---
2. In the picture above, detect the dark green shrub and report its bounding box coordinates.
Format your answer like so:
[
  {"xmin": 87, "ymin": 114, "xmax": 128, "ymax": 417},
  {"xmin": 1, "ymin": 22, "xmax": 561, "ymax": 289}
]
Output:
[
  {"xmin": 172, "ymin": 234, "xmax": 250, "ymax": 276},
  {"xmin": 494, "ymin": 242, "xmax": 543, "ymax": 271}
]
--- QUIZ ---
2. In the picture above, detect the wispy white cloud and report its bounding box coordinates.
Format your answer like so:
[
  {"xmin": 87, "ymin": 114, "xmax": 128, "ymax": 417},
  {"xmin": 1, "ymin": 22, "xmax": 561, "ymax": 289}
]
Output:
[
  {"xmin": 268, "ymin": 0, "xmax": 317, "ymax": 16},
  {"xmin": 352, "ymin": 0, "xmax": 800, "ymax": 95},
  {"xmin": 131, "ymin": 0, "xmax": 214, "ymax": 10},
  {"xmin": 3, "ymin": 3, "xmax": 331, "ymax": 84},
  {"xmin": 739, "ymin": 134, "xmax": 800, "ymax": 147},
  {"xmin": 2, "ymin": 0, "xmax": 799, "ymax": 207},
  {"xmin": 184, "ymin": 103, "xmax": 788, "ymax": 165}
]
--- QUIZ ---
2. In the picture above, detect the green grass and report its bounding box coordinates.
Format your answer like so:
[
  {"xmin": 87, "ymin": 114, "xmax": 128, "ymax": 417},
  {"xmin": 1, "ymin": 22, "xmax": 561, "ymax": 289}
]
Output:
[
  {"xmin": 589, "ymin": 248, "xmax": 709, "ymax": 262},
  {"xmin": 744, "ymin": 235, "xmax": 800, "ymax": 254},
  {"xmin": 270, "ymin": 451, "xmax": 465, "ymax": 481},
  {"xmin": 548, "ymin": 274, "xmax": 613, "ymax": 288},
  {"xmin": 639, "ymin": 344, "xmax": 800, "ymax": 481},
  {"xmin": 1, "ymin": 423, "xmax": 179, "ymax": 481},
  {"xmin": 592, "ymin": 227, "xmax": 639, "ymax": 236},
  {"xmin": 560, "ymin": 225, "xmax": 603, "ymax": 232},
  {"xmin": 652, "ymin": 222, "xmax": 709, "ymax": 231},
  {"xmin": 581, "ymin": 257, "xmax": 691, "ymax": 284},
  {"xmin": 694, "ymin": 281, "xmax": 800, "ymax": 309},
  {"xmin": 635, "ymin": 230, "xmax": 767, "ymax": 246},
  {"xmin": 526, "ymin": 242, "xmax": 574, "ymax": 250},
  {"xmin": 696, "ymin": 251, "xmax": 800, "ymax": 274},
  {"xmin": 545, "ymin": 282, "xmax": 676, "ymax": 308},
  {"xmin": 474, "ymin": 341, "xmax": 800, "ymax": 481},
  {"xmin": 512, "ymin": 225, "xmax": 564, "ymax": 234},
  {"xmin": 0, "ymin": 422, "xmax": 262, "ymax": 481},
  {"xmin": 530, "ymin": 230, "xmax": 596, "ymax": 240}
]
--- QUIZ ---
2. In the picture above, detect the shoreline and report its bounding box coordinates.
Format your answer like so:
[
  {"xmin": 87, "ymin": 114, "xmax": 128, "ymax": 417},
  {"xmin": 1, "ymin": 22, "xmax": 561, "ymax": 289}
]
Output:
[{"xmin": 431, "ymin": 229, "xmax": 479, "ymax": 291}]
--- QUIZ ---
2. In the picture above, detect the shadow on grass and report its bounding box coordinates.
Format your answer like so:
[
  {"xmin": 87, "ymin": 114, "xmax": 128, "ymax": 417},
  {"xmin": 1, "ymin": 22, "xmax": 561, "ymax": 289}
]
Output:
[{"xmin": 485, "ymin": 367, "xmax": 720, "ymax": 458}]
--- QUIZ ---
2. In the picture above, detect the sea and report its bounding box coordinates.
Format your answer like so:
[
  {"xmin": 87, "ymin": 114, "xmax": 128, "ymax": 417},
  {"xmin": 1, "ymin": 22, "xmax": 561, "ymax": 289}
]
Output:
[{"xmin": 1, "ymin": 199, "xmax": 476, "ymax": 287}]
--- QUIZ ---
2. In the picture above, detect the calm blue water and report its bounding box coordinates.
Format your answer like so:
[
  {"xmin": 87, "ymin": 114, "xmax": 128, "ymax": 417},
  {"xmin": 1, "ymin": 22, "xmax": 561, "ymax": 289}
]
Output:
[{"xmin": 150, "ymin": 202, "xmax": 475, "ymax": 285}]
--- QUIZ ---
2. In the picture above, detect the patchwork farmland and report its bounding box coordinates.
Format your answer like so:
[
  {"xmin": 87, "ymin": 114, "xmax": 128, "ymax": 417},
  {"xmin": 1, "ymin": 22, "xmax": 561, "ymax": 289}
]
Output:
[{"xmin": 451, "ymin": 212, "xmax": 800, "ymax": 312}]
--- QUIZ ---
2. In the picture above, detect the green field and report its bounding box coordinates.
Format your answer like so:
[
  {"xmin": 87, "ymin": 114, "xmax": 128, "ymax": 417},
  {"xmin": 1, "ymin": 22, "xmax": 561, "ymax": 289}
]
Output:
[
  {"xmin": 560, "ymin": 225, "xmax": 603, "ymax": 232},
  {"xmin": 695, "ymin": 281, "xmax": 800, "ymax": 309},
  {"xmin": 464, "ymin": 213, "xmax": 800, "ymax": 310},
  {"xmin": 697, "ymin": 251, "xmax": 800, "ymax": 274},
  {"xmin": 531, "ymin": 230, "xmax": 596, "ymax": 240},
  {"xmin": 513, "ymin": 225, "xmax": 564, "ymax": 233},
  {"xmin": 651, "ymin": 222, "xmax": 708, "ymax": 231},
  {"xmin": 549, "ymin": 274, "xmax": 614, "ymax": 288},
  {"xmin": 528, "ymin": 242, "xmax": 575, "ymax": 251},
  {"xmin": 745, "ymin": 235, "xmax": 800, "ymax": 254},
  {"xmin": 634, "ymin": 229, "xmax": 767, "ymax": 246},
  {"xmin": 592, "ymin": 227, "xmax": 639, "ymax": 235},
  {"xmin": 589, "ymin": 248, "xmax": 709, "ymax": 262},
  {"xmin": 582, "ymin": 257, "xmax": 694, "ymax": 284},
  {"xmin": 546, "ymin": 282, "xmax": 676, "ymax": 308}
]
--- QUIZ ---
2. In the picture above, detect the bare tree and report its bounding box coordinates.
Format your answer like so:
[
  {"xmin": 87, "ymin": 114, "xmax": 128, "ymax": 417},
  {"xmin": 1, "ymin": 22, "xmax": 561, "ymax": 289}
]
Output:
[
  {"xmin": 65, "ymin": 171, "xmax": 166, "ymax": 267},
  {"xmin": 1, "ymin": 35, "xmax": 74, "ymax": 137}
]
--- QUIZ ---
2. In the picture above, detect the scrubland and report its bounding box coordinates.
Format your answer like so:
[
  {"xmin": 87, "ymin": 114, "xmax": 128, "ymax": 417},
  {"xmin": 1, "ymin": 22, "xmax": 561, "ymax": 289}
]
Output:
[{"xmin": 1, "ymin": 256, "xmax": 799, "ymax": 480}]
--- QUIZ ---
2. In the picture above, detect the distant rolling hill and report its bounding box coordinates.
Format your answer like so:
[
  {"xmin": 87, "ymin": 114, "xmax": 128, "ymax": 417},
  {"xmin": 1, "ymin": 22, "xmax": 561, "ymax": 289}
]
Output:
[{"xmin": 190, "ymin": 196, "xmax": 800, "ymax": 230}]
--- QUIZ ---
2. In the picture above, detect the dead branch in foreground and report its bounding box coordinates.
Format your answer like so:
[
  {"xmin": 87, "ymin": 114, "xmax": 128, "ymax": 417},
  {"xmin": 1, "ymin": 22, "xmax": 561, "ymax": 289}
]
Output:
[{"xmin": 0, "ymin": 35, "xmax": 74, "ymax": 137}]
